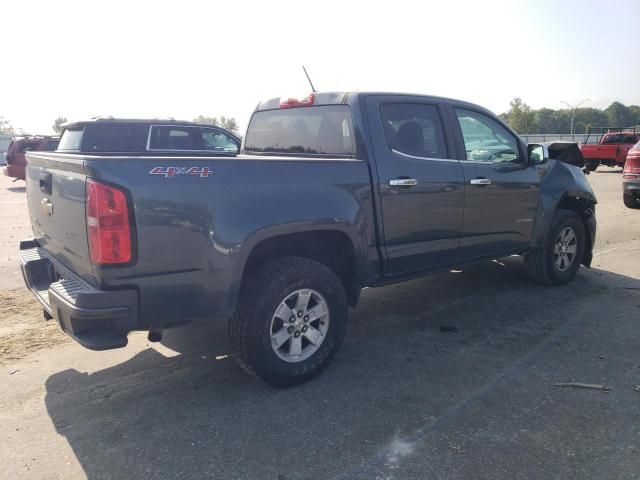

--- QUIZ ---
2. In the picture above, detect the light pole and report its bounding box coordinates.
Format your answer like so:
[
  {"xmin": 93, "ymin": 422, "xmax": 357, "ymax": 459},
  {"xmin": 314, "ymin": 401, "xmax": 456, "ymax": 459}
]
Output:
[{"xmin": 561, "ymin": 98, "xmax": 590, "ymax": 137}]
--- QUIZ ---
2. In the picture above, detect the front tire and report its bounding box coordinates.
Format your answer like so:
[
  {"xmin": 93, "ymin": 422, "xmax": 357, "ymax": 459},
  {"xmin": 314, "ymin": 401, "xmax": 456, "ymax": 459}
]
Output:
[
  {"xmin": 229, "ymin": 257, "xmax": 347, "ymax": 387},
  {"xmin": 585, "ymin": 160, "xmax": 599, "ymax": 172},
  {"xmin": 524, "ymin": 209, "xmax": 586, "ymax": 286}
]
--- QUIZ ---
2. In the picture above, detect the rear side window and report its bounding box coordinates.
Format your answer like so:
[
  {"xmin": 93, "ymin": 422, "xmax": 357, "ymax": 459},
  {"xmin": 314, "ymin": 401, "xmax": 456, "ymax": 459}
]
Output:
[
  {"xmin": 149, "ymin": 126, "xmax": 202, "ymax": 150},
  {"xmin": 380, "ymin": 104, "xmax": 447, "ymax": 159},
  {"xmin": 58, "ymin": 128, "xmax": 84, "ymax": 151},
  {"xmin": 82, "ymin": 124, "xmax": 148, "ymax": 152},
  {"xmin": 20, "ymin": 142, "xmax": 40, "ymax": 153},
  {"xmin": 244, "ymin": 106, "xmax": 355, "ymax": 156}
]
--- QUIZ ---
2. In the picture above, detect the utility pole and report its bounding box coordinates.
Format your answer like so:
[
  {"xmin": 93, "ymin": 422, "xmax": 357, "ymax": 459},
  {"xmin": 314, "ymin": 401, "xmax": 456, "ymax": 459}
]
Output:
[{"xmin": 561, "ymin": 98, "xmax": 590, "ymax": 137}]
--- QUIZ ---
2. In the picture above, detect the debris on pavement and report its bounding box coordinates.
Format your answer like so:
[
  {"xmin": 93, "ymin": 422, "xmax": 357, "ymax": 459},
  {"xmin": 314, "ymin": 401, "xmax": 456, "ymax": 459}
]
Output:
[{"xmin": 553, "ymin": 382, "xmax": 611, "ymax": 391}]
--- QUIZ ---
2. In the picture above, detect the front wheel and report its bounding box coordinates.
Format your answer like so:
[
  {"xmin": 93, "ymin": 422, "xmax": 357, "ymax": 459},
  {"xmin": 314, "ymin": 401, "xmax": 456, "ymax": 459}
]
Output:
[
  {"xmin": 524, "ymin": 209, "xmax": 586, "ymax": 286},
  {"xmin": 585, "ymin": 160, "xmax": 599, "ymax": 172},
  {"xmin": 229, "ymin": 257, "xmax": 347, "ymax": 387}
]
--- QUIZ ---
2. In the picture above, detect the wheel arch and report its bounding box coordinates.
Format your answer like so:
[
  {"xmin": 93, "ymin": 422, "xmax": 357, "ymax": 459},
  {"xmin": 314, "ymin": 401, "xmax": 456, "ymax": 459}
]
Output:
[
  {"xmin": 230, "ymin": 227, "xmax": 365, "ymax": 310},
  {"xmin": 533, "ymin": 192, "xmax": 596, "ymax": 267}
]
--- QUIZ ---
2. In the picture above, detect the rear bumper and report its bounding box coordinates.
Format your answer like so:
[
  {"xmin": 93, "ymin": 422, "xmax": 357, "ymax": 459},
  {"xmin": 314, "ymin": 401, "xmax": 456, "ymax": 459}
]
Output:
[
  {"xmin": 623, "ymin": 181, "xmax": 640, "ymax": 194},
  {"xmin": 19, "ymin": 240, "xmax": 139, "ymax": 350},
  {"xmin": 2, "ymin": 164, "xmax": 25, "ymax": 180}
]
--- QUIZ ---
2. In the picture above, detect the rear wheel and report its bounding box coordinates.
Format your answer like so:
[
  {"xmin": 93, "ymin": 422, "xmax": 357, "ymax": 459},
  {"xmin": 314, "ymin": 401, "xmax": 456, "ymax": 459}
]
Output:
[
  {"xmin": 229, "ymin": 257, "xmax": 347, "ymax": 387},
  {"xmin": 524, "ymin": 209, "xmax": 586, "ymax": 286},
  {"xmin": 585, "ymin": 159, "xmax": 599, "ymax": 172},
  {"xmin": 623, "ymin": 193, "xmax": 640, "ymax": 209}
]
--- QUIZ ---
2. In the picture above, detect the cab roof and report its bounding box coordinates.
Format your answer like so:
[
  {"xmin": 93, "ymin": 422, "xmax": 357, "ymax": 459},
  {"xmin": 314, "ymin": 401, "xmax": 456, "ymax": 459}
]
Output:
[{"xmin": 254, "ymin": 91, "xmax": 492, "ymax": 114}]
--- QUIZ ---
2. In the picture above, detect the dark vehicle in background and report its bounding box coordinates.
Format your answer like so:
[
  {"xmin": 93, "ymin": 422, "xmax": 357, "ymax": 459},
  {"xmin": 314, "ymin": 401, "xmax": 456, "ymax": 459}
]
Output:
[
  {"xmin": 580, "ymin": 127, "xmax": 639, "ymax": 171},
  {"xmin": 19, "ymin": 93, "xmax": 596, "ymax": 387},
  {"xmin": 3, "ymin": 136, "xmax": 59, "ymax": 180},
  {"xmin": 57, "ymin": 118, "xmax": 241, "ymax": 155},
  {"xmin": 623, "ymin": 140, "xmax": 640, "ymax": 209}
]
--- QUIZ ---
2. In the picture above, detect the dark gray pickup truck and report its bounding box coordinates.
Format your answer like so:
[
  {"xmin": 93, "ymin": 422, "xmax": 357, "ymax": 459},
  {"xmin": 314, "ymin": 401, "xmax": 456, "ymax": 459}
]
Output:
[{"xmin": 20, "ymin": 93, "xmax": 596, "ymax": 386}]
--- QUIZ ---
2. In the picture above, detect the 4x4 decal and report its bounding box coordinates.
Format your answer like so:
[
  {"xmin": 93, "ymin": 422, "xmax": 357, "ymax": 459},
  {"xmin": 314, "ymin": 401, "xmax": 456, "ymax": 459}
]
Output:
[{"xmin": 149, "ymin": 166, "xmax": 212, "ymax": 178}]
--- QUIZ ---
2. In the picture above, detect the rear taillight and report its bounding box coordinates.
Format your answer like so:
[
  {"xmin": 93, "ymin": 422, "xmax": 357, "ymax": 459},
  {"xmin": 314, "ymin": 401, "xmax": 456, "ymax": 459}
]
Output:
[
  {"xmin": 623, "ymin": 174, "xmax": 639, "ymax": 180},
  {"xmin": 86, "ymin": 179, "xmax": 132, "ymax": 264}
]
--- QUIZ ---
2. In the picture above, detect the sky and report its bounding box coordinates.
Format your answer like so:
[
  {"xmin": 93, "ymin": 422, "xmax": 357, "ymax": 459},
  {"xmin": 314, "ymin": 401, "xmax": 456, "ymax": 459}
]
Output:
[{"xmin": 2, "ymin": 0, "xmax": 639, "ymax": 135}]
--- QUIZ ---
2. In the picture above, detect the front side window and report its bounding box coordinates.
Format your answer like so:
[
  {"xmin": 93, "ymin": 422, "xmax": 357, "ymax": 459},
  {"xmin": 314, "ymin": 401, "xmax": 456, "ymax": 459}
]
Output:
[
  {"xmin": 456, "ymin": 109, "xmax": 521, "ymax": 163},
  {"xmin": 380, "ymin": 103, "xmax": 447, "ymax": 159},
  {"xmin": 200, "ymin": 128, "xmax": 239, "ymax": 153},
  {"xmin": 149, "ymin": 126, "xmax": 201, "ymax": 150},
  {"xmin": 244, "ymin": 106, "xmax": 354, "ymax": 156}
]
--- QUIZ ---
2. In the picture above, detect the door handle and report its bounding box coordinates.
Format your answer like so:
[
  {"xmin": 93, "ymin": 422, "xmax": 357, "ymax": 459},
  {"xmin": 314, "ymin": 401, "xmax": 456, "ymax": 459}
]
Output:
[
  {"xmin": 470, "ymin": 178, "xmax": 491, "ymax": 186},
  {"xmin": 389, "ymin": 178, "xmax": 418, "ymax": 187},
  {"xmin": 41, "ymin": 198, "xmax": 53, "ymax": 216}
]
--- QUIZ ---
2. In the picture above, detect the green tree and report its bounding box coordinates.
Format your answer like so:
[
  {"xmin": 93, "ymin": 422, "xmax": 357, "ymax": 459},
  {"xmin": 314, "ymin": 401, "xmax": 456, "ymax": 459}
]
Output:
[
  {"xmin": 52, "ymin": 116, "xmax": 68, "ymax": 134},
  {"xmin": 605, "ymin": 102, "xmax": 631, "ymax": 127},
  {"xmin": 534, "ymin": 108, "xmax": 562, "ymax": 134},
  {"xmin": 193, "ymin": 115, "xmax": 240, "ymax": 134},
  {"xmin": 504, "ymin": 98, "xmax": 536, "ymax": 134},
  {"xmin": 572, "ymin": 108, "xmax": 607, "ymax": 134},
  {"xmin": 193, "ymin": 115, "xmax": 218, "ymax": 126}
]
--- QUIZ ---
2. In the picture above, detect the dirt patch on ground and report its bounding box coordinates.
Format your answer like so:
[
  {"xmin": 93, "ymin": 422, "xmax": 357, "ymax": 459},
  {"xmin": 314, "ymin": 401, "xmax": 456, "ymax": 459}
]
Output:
[{"xmin": 0, "ymin": 289, "xmax": 69, "ymax": 364}]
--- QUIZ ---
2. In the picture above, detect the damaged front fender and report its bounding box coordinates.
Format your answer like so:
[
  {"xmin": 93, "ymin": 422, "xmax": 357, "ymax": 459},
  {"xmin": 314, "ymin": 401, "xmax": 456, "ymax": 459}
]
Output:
[{"xmin": 530, "ymin": 159, "xmax": 597, "ymax": 266}]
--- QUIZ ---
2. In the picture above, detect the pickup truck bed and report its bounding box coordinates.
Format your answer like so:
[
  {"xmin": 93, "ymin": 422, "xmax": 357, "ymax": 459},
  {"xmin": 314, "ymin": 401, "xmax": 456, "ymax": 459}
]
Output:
[{"xmin": 21, "ymin": 93, "xmax": 597, "ymax": 386}]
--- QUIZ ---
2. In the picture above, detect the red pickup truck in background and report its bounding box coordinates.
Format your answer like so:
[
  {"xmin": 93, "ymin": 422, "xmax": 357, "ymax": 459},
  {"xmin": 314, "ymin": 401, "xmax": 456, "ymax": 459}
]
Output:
[
  {"xmin": 580, "ymin": 127, "xmax": 639, "ymax": 172},
  {"xmin": 2, "ymin": 136, "xmax": 59, "ymax": 181}
]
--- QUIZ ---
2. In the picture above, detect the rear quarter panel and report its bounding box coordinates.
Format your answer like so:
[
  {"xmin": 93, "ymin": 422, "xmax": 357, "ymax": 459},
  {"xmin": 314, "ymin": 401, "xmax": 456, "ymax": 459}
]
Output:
[{"xmin": 86, "ymin": 155, "xmax": 376, "ymax": 326}]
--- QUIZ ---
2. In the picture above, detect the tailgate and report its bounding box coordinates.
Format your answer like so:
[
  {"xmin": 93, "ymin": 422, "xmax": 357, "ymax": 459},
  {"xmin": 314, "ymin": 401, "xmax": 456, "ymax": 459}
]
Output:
[{"xmin": 25, "ymin": 152, "xmax": 95, "ymax": 284}]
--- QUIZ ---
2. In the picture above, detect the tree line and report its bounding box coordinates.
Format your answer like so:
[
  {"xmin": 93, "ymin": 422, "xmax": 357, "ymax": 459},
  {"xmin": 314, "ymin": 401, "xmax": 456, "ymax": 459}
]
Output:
[{"xmin": 500, "ymin": 98, "xmax": 640, "ymax": 135}]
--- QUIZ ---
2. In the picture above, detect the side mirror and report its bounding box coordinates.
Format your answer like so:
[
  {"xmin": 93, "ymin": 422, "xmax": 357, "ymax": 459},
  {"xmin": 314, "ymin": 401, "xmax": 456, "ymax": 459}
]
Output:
[{"xmin": 528, "ymin": 143, "xmax": 547, "ymax": 165}]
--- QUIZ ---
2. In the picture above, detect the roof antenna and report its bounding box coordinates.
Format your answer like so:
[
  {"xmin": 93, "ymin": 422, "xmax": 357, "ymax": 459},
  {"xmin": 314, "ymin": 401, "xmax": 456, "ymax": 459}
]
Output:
[{"xmin": 302, "ymin": 66, "xmax": 317, "ymax": 93}]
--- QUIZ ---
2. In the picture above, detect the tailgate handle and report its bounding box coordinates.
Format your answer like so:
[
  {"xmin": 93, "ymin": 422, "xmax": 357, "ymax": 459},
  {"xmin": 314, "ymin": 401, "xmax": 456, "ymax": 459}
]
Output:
[{"xmin": 39, "ymin": 172, "xmax": 52, "ymax": 195}]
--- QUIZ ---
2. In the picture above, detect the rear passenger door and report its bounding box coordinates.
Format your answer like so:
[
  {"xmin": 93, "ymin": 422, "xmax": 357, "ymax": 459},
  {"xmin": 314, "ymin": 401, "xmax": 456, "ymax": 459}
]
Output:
[
  {"xmin": 451, "ymin": 107, "xmax": 540, "ymax": 258},
  {"xmin": 365, "ymin": 96, "xmax": 465, "ymax": 274}
]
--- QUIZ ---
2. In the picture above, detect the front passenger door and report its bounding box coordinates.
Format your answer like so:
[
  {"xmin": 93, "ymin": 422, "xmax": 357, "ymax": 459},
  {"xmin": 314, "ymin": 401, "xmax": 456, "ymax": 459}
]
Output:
[{"xmin": 453, "ymin": 108, "xmax": 540, "ymax": 259}]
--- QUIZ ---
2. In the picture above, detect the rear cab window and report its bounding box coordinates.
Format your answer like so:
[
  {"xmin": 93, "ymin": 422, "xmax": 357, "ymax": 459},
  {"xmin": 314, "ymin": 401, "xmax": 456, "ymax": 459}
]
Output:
[{"xmin": 244, "ymin": 106, "xmax": 355, "ymax": 157}]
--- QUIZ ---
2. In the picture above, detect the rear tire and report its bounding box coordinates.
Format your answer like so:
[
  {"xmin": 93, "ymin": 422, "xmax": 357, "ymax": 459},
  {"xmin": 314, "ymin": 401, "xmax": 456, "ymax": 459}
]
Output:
[
  {"xmin": 524, "ymin": 209, "xmax": 586, "ymax": 286},
  {"xmin": 623, "ymin": 193, "xmax": 640, "ymax": 209},
  {"xmin": 229, "ymin": 257, "xmax": 347, "ymax": 387},
  {"xmin": 585, "ymin": 160, "xmax": 599, "ymax": 172}
]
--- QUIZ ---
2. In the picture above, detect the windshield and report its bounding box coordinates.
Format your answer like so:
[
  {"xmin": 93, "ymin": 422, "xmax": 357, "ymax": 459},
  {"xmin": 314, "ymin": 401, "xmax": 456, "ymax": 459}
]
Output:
[{"xmin": 244, "ymin": 105, "xmax": 355, "ymax": 156}]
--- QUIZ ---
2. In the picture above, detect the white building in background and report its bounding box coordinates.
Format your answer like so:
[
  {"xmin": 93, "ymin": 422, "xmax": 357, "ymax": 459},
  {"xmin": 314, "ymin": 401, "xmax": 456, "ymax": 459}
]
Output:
[{"xmin": 0, "ymin": 134, "xmax": 12, "ymax": 165}]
